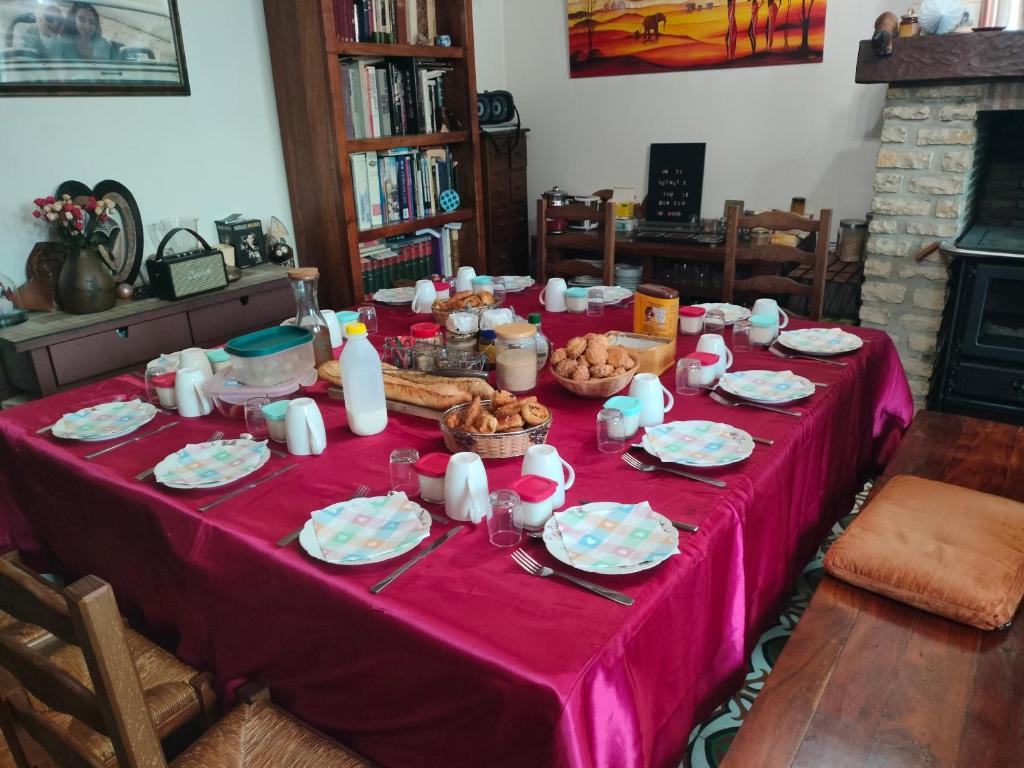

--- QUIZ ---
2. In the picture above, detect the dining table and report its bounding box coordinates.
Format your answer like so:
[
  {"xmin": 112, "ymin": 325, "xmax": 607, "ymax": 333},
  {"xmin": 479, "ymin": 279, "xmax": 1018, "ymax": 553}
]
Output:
[{"xmin": 0, "ymin": 286, "xmax": 914, "ymax": 768}]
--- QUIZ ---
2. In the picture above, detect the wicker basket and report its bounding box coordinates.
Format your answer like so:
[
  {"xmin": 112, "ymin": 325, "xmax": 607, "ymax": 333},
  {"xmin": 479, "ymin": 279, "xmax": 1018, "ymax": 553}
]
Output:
[
  {"xmin": 439, "ymin": 400, "xmax": 552, "ymax": 459},
  {"xmin": 550, "ymin": 362, "xmax": 638, "ymax": 399}
]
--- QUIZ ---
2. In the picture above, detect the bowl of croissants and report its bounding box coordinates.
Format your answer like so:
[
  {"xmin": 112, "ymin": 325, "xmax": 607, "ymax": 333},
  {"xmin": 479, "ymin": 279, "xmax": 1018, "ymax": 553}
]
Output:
[
  {"xmin": 432, "ymin": 290, "xmax": 497, "ymax": 326},
  {"xmin": 549, "ymin": 333, "xmax": 639, "ymax": 398},
  {"xmin": 440, "ymin": 391, "xmax": 552, "ymax": 459}
]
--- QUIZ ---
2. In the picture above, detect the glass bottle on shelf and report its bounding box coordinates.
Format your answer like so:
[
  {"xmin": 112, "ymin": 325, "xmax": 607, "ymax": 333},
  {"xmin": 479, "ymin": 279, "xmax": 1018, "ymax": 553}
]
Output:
[
  {"xmin": 528, "ymin": 313, "xmax": 549, "ymax": 371},
  {"xmin": 288, "ymin": 267, "xmax": 333, "ymax": 366}
]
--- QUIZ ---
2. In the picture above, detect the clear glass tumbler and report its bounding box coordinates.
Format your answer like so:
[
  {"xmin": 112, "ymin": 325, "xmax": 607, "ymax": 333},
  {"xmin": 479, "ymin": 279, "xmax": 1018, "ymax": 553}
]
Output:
[
  {"xmin": 597, "ymin": 408, "xmax": 626, "ymax": 453},
  {"xmin": 492, "ymin": 277, "xmax": 507, "ymax": 307},
  {"xmin": 357, "ymin": 305, "xmax": 378, "ymax": 334},
  {"xmin": 487, "ymin": 490, "xmax": 523, "ymax": 547},
  {"xmin": 732, "ymin": 319, "xmax": 754, "ymax": 352},
  {"xmin": 704, "ymin": 308, "xmax": 726, "ymax": 336},
  {"xmin": 675, "ymin": 359, "xmax": 701, "ymax": 396},
  {"xmin": 244, "ymin": 397, "xmax": 271, "ymax": 440},
  {"xmin": 587, "ymin": 288, "xmax": 605, "ymax": 317},
  {"xmin": 389, "ymin": 448, "xmax": 420, "ymax": 496}
]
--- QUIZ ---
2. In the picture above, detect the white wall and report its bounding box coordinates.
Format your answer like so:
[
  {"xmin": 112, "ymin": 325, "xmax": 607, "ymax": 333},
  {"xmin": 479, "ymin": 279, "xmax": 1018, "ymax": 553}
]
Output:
[
  {"xmin": 472, "ymin": 0, "xmax": 506, "ymax": 91},
  {"xmin": 498, "ymin": 0, "xmax": 896, "ymax": 233},
  {"xmin": 0, "ymin": 0, "xmax": 291, "ymax": 281}
]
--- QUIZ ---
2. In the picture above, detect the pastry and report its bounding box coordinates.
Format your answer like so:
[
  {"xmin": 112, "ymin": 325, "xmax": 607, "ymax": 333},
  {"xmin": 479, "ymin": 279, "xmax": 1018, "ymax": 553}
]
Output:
[
  {"xmin": 491, "ymin": 389, "xmax": 516, "ymax": 407},
  {"xmin": 550, "ymin": 348, "xmax": 567, "ymax": 365},
  {"xmin": 521, "ymin": 402, "xmax": 550, "ymax": 426},
  {"xmin": 554, "ymin": 359, "xmax": 578, "ymax": 378},
  {"xmin": 589, "ymin": 364, "xmax": 614, "ymax": 379},
  {"xmin": 495, "ymin": 413, "xmax": 524, "ymax": 432},
  {"xmin": 565, "ymin": 336, "xmax": 587, "ymax": 359},
  {"xmin": 606, "ymin": 347, "xmax": 634, "ymax": 370},
  {"xmin": 584, "ymin": 343, "xmax": 608, "ymax": 366},
  {"xmin": 571, "ymin": 363, "xmax": 590, "ymax": 382}
]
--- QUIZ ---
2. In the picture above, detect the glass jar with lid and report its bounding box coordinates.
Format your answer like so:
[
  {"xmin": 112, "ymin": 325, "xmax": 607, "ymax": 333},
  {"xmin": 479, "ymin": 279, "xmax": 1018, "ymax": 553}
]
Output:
[
  {"xmin": 494, "ymin": 323, "xmax": 538, "ymax": 393},
  {"xmin": 410, "ymin": 321, "xmax": 443, "ymax": 371},
  {"xmin": 288, "ymin": 268, "xmax": 332, "ymax": 366}
]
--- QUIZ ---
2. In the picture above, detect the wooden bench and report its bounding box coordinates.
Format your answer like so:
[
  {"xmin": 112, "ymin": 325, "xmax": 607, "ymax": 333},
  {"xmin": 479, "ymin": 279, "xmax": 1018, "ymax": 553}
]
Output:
[{"xmin": 721, "ymin": 411, "xmax": 1024, "ymax": 768}]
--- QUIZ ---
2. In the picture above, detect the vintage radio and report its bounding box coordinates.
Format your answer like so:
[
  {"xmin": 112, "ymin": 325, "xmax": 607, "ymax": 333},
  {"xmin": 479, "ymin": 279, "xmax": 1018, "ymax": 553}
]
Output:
[{"xmin": 146, "ymin": 228, "xmax": 228, "ymax": 301}]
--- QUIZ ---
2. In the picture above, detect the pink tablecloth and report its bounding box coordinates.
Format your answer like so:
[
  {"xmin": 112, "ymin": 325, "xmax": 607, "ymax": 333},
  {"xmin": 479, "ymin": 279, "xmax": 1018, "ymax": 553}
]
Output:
[{"xmin": 0, "ymin": 289, "xmax": 913, "ymax": 768}]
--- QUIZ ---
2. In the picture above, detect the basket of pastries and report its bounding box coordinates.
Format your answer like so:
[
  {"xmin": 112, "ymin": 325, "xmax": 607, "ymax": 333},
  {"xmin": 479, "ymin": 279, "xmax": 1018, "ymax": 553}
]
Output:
[
  {"xmin": 432, "ymin": 290, "xmax": 497, "ymax": 326},
  {"xmin": 549, "ymin": 333, "xmax": 639, "ymax": 398},
  {"xmin": 440, "ymin": 391, "xmax": 552, "ymax": 458}
]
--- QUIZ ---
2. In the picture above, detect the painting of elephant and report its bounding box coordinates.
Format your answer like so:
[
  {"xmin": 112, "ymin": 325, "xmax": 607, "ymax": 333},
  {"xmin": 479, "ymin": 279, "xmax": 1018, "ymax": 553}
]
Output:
[{"xmin": 641, "ymin": 12, "xmax": 667, "ymax": 41}]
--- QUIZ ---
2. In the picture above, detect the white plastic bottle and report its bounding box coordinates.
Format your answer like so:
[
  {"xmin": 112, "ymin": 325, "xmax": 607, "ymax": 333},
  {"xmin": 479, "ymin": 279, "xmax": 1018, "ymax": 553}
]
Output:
[{"xmin": 339, "ymin": 322, "xmax": 388, "ymax": 436}]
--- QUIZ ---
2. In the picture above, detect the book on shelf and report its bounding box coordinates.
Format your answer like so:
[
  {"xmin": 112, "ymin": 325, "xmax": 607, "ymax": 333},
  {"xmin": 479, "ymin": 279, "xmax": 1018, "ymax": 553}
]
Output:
[
  {"xmin": 360, "ymin": 234, "xmax": 436, "ymax": 294},
  {"xmin": 350, "ymin": 145, "xmax": 458, "ymax": 232},
  {"xmin": 339, "ymin": 58, "xmax": 453, "ymax": 139},
  {"xmin": 333, "ymin": 0, "xmax": 441, "ymax": 45}
]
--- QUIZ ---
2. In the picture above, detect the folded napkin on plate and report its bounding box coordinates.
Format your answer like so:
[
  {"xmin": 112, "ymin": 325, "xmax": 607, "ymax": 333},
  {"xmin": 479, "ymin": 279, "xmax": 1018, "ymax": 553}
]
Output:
[
  {"xmin": 312, "ymin": 492, "xmax": 428, "ymax": 563},
  {"xmin": 554, "ymin": 502, "xmax": 679, "ymax": 569},
  {"xmin": 155, "ymin": 440, "xmax": 268, "ymax": 486}
]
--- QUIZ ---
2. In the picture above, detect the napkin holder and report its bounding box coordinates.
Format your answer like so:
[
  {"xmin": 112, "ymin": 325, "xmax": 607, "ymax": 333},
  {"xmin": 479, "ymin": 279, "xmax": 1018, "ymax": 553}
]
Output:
[{"xmin": 604, "ymin": 332, "xmax": 676, "ymax": 375}]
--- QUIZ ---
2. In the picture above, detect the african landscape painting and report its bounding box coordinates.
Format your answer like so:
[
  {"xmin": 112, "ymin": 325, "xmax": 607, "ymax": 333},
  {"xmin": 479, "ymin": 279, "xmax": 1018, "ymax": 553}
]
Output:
[{"xmin": 567, "ymin": 1, "xmax": 828, "ymax": 78}]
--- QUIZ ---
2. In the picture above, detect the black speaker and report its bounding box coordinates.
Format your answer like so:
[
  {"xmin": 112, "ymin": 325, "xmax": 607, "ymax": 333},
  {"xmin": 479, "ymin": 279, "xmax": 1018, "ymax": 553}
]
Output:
[{"xmin": 477, "ymin": 90, "xmax": 515, "ymax": 125}]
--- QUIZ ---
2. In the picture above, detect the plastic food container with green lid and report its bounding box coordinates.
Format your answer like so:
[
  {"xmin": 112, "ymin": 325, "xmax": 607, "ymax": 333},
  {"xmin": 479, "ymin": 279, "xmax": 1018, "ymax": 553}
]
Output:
[{"xmin": 225, "ymin": 326, "xmax": 315, "ymax": 387}]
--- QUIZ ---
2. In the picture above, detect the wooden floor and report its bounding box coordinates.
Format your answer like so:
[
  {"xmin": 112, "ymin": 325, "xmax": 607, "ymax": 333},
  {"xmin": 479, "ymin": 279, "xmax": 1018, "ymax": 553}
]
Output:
[{"xmin": 722, "ymin": 411, "xmax": 1024, "ymax": 768}]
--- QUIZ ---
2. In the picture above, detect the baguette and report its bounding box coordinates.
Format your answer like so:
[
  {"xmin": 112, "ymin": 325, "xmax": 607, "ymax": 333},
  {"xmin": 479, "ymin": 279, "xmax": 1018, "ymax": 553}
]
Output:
[
  {"xmin": 381, "ymin": 364, "xmax": 494, "ymax": 399},
  {"xmin": 382, "ymin": 374, "xmax": 471, "ymax": 410}
]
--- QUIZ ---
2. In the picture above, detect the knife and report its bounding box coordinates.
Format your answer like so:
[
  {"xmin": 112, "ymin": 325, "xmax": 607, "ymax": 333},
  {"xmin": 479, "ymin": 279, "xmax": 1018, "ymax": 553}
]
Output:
[
  {"xmin": 83, "ymin": 421, "xmax": 180, "ymax": 460},
  {"xmin": 369, "ymin": 526, "xmax": 464, "ymax": 594},
  {"xmin": 198, "ymin": 463, "xmax": 298, "ymax": 513},
  {"xmin": 670, "ymin": 520, "xmax": 700, "ymax": 534}
]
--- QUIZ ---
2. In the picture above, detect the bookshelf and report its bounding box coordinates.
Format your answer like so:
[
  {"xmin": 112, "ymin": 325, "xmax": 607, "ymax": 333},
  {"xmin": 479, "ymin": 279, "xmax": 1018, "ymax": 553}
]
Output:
[{"xmin": 262, "ymin": 0, "xmax": 485, "ymax": 309}]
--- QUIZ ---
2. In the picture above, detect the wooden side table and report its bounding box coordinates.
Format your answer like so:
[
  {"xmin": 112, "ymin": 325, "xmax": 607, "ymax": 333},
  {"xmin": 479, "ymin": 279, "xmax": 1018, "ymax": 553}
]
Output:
[{"xmin": 0, "ymin": 265, "xmax": 293, "ymax": 398}]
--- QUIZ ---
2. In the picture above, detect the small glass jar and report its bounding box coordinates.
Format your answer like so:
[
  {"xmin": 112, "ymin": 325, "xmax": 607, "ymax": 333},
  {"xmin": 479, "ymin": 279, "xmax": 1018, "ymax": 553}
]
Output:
[
  {"xmin": 679, "ymin": 306, "xmax": 706, "ymax": 335},
  {"xmin": 899, "ymin": 14, "xmax": 919, "ymax": 37},
  {"xmin": 447, "ymin": 329, "xmax": 479, "ymax": 355},
  {"xmin": 415, "ymin": 452, "xmax": 450, "ymax": 503},
  {"xmin": 790, "ymin": 197, "xmax": 807, "ymax": 215},
  {"xmin": 494, "ymin": 323, "xmax": 538, "ymax": 393},
  {"xmin": 750, "ymin": 315, "xmax": 777, "ymax": 346},
  {"xmin": 508, "ymin": 474, "xmax": 559, "ymax": 530},
  {"xmin": 565, "ymin": 287, "xmax": 588, "ymax": 313},
  {"xmin": 478, "ymin": 330, "xmax": 497, "ymax": 368},
  {"xmin": 837, "ymin": 219, "xmax": 868, "ymax": 263},
  {"xmin": 433, "ymin": 280, "xmax": 451, "ymax": 301},
  {"xmin": 472, "ymin": 276, "xmax": 494, "ymax": 295},
  {"xmin": 688, "ymin": 353, "xmax": 719, "ymax": 387},
  {"xmin": 410, "ymin": 322, "xmax": 443, "ymax": 371},
  {"xmin": 603, "ymin": 395, "xmax": 642, "ymax": 439}
]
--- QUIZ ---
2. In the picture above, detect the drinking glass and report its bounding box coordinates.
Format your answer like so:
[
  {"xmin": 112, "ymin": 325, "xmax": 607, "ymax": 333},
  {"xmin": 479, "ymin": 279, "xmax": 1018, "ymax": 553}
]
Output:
[
  {"xmin": 357, "ymin": 305, "xmax": 378, "ymax": 334},
  {"xmin": 675, "ymin": 359, "xmax": 700, "ymax": 396},
  {"xmin": 587, "ymin": 288, "xmax": 605, "ymax": 317},
  {"xmin": 487, "ymin": 490, "xmax": 522, "ymax": 547},
  {"xmin": 704, "ymin": 309, "xmax": 726, "ymax": 336},
  {"xmin": 144, "ymin": 358, "xmax": 178, "ymax": 409},
  {"xmin": 244, "ymin": 397, "xmax": 271, "ymax": 440},
  {"xmin": 390, "ymin": 448, "xmax": 420, "ymax": 496},
  {"xmin": 732, "ymin": 319, "xmax": 754, "ymax": 352},
  {"xmin": 492, "ymin": 277, "xmax": 507, "ymax": 307},
  {"xmin": 597, "ymin": 408, "xmax": 626, "ymax": 453}
]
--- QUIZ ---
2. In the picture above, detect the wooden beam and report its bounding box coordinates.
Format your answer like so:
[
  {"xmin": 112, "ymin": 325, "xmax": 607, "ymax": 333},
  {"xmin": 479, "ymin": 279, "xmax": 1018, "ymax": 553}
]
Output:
[{"xmin": 856, "ymin": 31, "xmax": 1024, "ymax": 85}]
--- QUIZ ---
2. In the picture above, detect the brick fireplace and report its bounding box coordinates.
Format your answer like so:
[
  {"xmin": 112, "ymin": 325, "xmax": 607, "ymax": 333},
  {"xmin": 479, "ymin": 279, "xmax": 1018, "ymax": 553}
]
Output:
[{"xmin": 854, "ymin": 33, "xmax": 1024, "ymax": 402}]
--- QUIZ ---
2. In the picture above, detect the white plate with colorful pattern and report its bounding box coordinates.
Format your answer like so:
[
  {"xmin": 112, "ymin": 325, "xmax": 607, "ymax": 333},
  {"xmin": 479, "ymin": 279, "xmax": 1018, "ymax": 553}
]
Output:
[
  {"xmin": 777, "ymin": 328, "xmax": 863, "ymax": 356},
  {"xmin": 298, "ymin": 493, "xmax": 431, "ymax": 566},
  {"xmin": 641, "ymin": 420, "xmax": 755, "ymax": 468},
  {"xmin": 585, "ymin": 285, "xmax": 634, "ymax": 305},
  {"xmin": 542, "ymin": 502, "xmax": 678, "ymax": 575},
  {"xmin": 499, "ymin": 276, "xmax": 535, "ymax": 293},
  {"xmin": 694, "ymin": 303, "xmax": 751, "ymax": 325},
  {"xmin": 718, "ymin": 370, "xmax": 815, "ymax": 404},
  {"xmin": 372, "ymin": 287, "xmax": 416, "ymax": 305},
  {"xmin": 154, "ymin": 439, "xmax": 271, "ymax": 489},
  {"xmin": 51, "ymin": 399, "xmax": 157, "ymax": 442}
]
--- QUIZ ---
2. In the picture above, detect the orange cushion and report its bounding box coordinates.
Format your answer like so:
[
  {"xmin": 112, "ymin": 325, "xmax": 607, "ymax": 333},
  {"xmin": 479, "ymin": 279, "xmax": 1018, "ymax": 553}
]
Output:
[{"xmin": 824, "ymin": 475, "xmax": 1024, "ymax": 630}]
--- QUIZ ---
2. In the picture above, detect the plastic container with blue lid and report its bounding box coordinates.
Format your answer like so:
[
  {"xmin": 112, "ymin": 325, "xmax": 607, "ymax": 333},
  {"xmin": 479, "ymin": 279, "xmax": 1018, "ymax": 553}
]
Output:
[{"xmin": 225, "ymin": 326, "xmax": 315, "ymax": 387}]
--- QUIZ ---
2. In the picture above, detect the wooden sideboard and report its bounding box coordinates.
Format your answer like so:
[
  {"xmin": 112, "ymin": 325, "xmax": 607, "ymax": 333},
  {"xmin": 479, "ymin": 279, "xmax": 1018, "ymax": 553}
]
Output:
[
  {"xmin": 0, "ymin": 265, "xmax": 293, "ymax": 398},
  {"xmin": 481, "ymin": 127, "xmax": 530, "ymax": 276}
]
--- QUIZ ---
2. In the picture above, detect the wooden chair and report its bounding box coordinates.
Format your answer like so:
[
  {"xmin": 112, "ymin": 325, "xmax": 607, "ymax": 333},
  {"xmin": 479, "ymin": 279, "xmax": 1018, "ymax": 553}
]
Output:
[
  {"xmin": 0, "ymin": 567, "xmax": 372, "ymax": 768},
  {"xmin": 0, "ymin": 552, "xmax": 216, "ymax": 768},
  {"xmin": 722, "ymin": 206, "xmax": 833, "ymax": 321},
  {"xmin": 537, "ymin": 190, "xmax": 616, "ymax": 287}
]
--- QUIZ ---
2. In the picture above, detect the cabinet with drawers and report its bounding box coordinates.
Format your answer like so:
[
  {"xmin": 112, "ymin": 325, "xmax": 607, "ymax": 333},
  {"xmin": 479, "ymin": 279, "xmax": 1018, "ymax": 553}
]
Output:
[
  {"xmin": 480, "ymin": 128, "xmax": 530, "ymax": 276},
  {"xmin": 0, "ymin": 265, "xmax": 292, "ymax": 397}
]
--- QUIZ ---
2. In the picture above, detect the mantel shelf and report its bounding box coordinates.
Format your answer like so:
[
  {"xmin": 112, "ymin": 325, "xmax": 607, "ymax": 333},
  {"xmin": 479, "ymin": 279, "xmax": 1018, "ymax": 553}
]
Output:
[{"xmin": 856, "ymin": 31, "xmax": 1024, "ymax": 85}]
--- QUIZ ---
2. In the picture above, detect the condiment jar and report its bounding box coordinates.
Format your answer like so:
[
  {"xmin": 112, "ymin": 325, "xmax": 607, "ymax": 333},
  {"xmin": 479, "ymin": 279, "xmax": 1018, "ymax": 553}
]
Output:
[
  {"xmin": 508, "ymin": 475, "xmax": 559, "ymax": 530},
  {"xmin": 472, "ymin": 275, "xmax": 494, "ymax": 295},
  {"xmin": 790, "ymin": 197, "xmax": 807, "ymax": 215},
  {"xmin": 679, "ymin": 306, "xmax": 706, "ymax": 335},
  {"xmin": 603, "ymin": 395, "xmax": 642, "ymax": 439},
  {"xmin": 446, "ymin": 330, "xmax": 478, "ymax": 355},
  {"xmin": 750, "ymin": 315, "xmax": 777, "ymax": 346},
  {"xmin": 687, "ymin": 352, "xmax": 719, "ymax": 387},
  {"xmin": 494, "ymin": 323, "xmax": 538, "ymax": 393},
  {"xmin": 565, "ymin": 287, "xmax": 588, "ymax": 313},
  {"xmin": 837, "ymin": 219, "xmax": 868, "ymax": 263},
  {"xmin": 410, "ymin": 322, "xmax": 443, "ymax": 371},
  {"xmin": 151, "ymin": 372, "xmax": 177, "ymax": 408},
  {"xmin": 205, "ymin": 348, "xmax": 232, "ymax": 374},
  {"xmin": 433, "ymin": 280, "xmax": 451, "ymax": 301},
  {"xmin": 414, "ymin": 452, "xmax": 450, "ymax": 503},
  {"xmin": 899, "ymin": 14, "xmax": 919, "ymax": 36},
  {"xmin": 478, "ymin": 330, "xmax": 497, "ymax": 368}
]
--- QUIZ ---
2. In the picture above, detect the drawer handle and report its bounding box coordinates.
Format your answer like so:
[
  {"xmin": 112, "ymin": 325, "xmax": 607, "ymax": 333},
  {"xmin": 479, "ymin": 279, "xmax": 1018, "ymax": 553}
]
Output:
[
  {"xmin": 116, "ymin": 327, "xmax": 129, "ymax": 339},
  {"xmin": 239, "ymin": 296, "xmax": 250, "ymax": 307},
  {"xmin": 1013, "ymin": 378, "xmax": 1024, "ymax": 399}
]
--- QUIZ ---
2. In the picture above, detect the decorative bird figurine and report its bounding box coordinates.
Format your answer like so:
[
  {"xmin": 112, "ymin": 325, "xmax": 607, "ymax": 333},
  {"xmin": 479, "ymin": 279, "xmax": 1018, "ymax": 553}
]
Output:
[{"xmin": 873, "ymin": 12, "xmax": 900, "ymax": 56}]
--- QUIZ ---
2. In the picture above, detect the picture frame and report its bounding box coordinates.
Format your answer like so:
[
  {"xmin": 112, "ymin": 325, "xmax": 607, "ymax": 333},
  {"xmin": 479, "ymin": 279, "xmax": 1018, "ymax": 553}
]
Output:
[{"xmin": 0, "ymin": 0, "xmax": 190, "ymax": 97}]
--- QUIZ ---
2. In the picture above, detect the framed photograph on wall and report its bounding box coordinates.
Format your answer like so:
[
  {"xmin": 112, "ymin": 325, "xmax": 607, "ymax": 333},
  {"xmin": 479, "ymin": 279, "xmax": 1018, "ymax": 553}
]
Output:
[{"xmin": 0, "ymin": 0, "xmax": 189, "ymax": 96}]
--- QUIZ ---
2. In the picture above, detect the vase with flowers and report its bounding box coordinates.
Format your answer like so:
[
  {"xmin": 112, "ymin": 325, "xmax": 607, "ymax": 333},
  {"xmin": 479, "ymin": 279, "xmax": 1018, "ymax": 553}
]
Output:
[{"xmin": 32, "ymin": 193, "xmax": 118, "ymax": 314}]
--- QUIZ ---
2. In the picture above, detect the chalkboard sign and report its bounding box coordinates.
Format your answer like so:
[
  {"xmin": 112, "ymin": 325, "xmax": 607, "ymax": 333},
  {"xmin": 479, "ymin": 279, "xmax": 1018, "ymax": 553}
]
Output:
[{"xmin": 645, "ymin": 143, "xmax": 706, "ymax": 222}]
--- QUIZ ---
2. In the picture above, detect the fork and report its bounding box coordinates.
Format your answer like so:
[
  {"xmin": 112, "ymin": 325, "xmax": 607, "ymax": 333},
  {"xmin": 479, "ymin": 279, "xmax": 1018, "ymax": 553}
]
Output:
[
  {"xmin": 510, "ymin": 550, "xmax": 634, "ymax": 606},
  {"xmin": 707, "ymin": 390, "xmax": 803, "ymax": 418},
  {"xmin": 622, "ymin": 453, "xmax": 727, "ymax": 488},
  {"xmin": 769, "ymin": 346, "xmax": 847, "ymax": 367},
  {"xmin": 134, "ymin": 430, "xmax": 223, "ymax": 481},
  {"xmin": 275, "ymin": 483, "xmax": 370, "ymax": 547}
]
